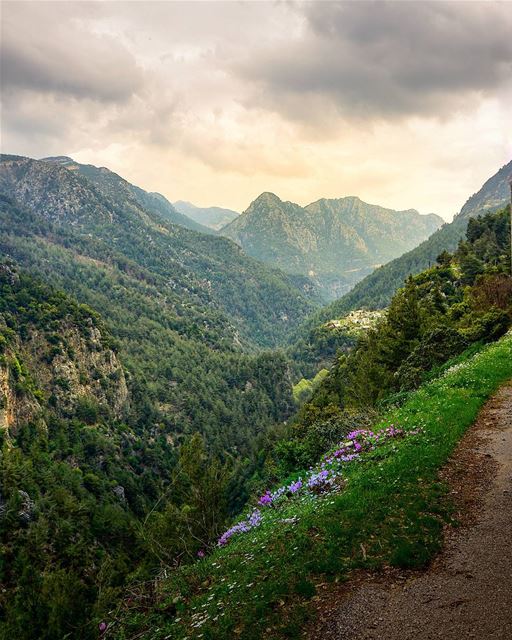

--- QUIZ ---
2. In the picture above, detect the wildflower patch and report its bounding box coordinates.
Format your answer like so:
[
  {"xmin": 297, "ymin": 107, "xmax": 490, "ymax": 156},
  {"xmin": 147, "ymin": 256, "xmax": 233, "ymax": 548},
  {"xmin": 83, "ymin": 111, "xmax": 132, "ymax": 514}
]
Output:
[{"xmin": 217, "ymin": 425, "xmax": 420, "ymax": 547}]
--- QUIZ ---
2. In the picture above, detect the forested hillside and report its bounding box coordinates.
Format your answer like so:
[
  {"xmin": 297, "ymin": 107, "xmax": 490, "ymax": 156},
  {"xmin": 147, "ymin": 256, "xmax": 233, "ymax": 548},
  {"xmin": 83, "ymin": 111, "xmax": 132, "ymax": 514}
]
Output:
[
  {"xmin": 110, "ymin": 205, "xmax": 512, "ymax": 640},
  {"xmin": 221, "ymin": 192, "xmax": 441, "ymax": 300},
  {"xmin": 42, "ymin": 157, "xmax": 211, "ymax": 234},
  {"xmin": 0, "ymin": 261, "xmax": 306, "ymax": 639},
  {"xmin": 0, "ymin": 155, "xmax": 322, "ymax": 450},
  {"xmin": 0, "ymin": 153, "xmax": 325, "ymax": 638},
  {"xmin": 300, "ymin": 206, "xmax": 512, "ymax": 421},
  {"xmin": 0, "ymin": 264, "xmax": 284, "ymax": 639},
  {"xmin": 0, "ymin": 155, "xmax": 317, "ymax": 350},
  {"xmin": 0, "ymin": 266, "xmax": 154, "ymax": 638}
]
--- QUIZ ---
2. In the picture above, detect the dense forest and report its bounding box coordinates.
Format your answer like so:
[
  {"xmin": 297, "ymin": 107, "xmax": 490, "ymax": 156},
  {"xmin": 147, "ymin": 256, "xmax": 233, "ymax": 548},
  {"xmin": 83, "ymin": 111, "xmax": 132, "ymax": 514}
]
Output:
[
  {"xmin": 0, "ymin": 264, "xmax": 287, "ymax": 639},
  {"xmin": 275, "ymin": 206, "xmax": 512, "ymax": 473},
  {"xmin": 0, "ymin": 152, "xmax": 510, "ymax": 640}
]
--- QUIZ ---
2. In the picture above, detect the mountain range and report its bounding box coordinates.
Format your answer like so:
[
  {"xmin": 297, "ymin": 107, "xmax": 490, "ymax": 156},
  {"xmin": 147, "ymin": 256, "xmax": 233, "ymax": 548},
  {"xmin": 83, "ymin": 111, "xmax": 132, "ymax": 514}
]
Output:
[
  {"xmin": 0, "ymin": 154, "xmax": 325, "ymax": 637},
  {"xmin": 220, "ymin": 193, "xmax": 442, "ymax": 300},
  {"xmin": 173, "ymin": 200, "xmax": 239, "ymax": 230},
  {"xmin": 306, "ymin": 159, "xmax": 512, "ymax": 325},
  {"xmin": 41, "ymin": 156, "xmax": 211, "ymax": 234},
  {"xmin": 0, "ymin": 153, "xmax": 321, "ymax": 454},
  {"xmin": 1, "ymin": 150, "xmax": 510, "ymax": 640}
]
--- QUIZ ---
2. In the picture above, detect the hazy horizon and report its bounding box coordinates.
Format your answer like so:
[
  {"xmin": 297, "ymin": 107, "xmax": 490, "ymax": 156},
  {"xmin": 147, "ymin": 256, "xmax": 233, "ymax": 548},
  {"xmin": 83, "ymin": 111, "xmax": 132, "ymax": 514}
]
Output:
[{"xmin": 2, "ymin": 1, "xmax": 512, "ymax": 220}]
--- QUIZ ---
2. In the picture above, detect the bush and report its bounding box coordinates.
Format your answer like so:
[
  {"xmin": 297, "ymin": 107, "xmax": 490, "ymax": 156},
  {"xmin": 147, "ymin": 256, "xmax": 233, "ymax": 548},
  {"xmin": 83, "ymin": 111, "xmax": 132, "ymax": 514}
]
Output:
[{"xmin": 75, "ymin": 396, "xmax": 100, "ymax": 424}]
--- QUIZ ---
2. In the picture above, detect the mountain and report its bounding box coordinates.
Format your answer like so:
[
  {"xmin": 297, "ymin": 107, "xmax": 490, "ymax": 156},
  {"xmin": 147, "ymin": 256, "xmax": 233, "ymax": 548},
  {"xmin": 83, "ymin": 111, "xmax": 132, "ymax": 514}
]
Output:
[
  {"xmin": 458, "ymin": 161, "xmax": 512, "ymax": 220},
  {"xmin": 1, "ymin": 154, "xmax": 317, "ymax": 344},
  {"xmin": 0, "ymin": 156, "xmax": 320, "ymax": 637},
  {"xmin": 112, "ymin": 204, "xmax": 512, "ymax": 640},
  {"xmin": 173, "ymin": 199, "xmax": 239, "ymax": 230},
  {"xmin": 41, "ymin": 156, "xmax": 211, "ymax": 234},
  {"xmin": 299, "ymin": 160, "xmax": 512, "ymax": 330},
  {"xmin": 0, "ymin": 154, "xmax": 320, "ymax": 450},
  {"xmin": 220, "ymin": 192, "xmax": 442, "ymax": 300}
]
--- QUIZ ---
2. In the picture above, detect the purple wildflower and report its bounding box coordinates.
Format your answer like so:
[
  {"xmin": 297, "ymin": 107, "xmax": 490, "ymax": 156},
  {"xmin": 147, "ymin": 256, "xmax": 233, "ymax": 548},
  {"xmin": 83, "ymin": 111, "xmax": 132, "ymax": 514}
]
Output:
[
  {"xmin": 218, "ymin": 509, "xmax": 262, "ymax": 546},
  {"xmin": 258, "ymin": 491, "xmax": 272, "ymax": 506},
  {"xmin": 272, "ymin": 486, "xmax": 287, "ymax": 502},
  {"xmin": 307, "ymin": 469, "xmax": 330, "ymax": 489},
  {"xmin": 288, "ymin": 479, "xmax": 302, "ymax": 494},
  {"xmin": 248, "ymin": 509, "xmax": 262, "ymax": 527}
]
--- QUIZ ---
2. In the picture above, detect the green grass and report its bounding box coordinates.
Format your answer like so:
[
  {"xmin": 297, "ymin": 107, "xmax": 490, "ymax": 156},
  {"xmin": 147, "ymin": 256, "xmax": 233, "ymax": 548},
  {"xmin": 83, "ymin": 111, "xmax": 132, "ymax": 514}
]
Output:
[{"xmin": 110, "ymin": 333, "xmax": 512, "ymax": 640}]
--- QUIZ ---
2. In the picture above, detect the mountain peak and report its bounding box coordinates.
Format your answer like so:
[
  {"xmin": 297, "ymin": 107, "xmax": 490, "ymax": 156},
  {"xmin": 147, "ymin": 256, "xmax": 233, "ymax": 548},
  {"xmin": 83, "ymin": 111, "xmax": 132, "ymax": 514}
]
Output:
[
  {"xmin": 40, "ymin": 155, "xmax": 76, "ymax": 165},
  {"xmin": 221, "ymin": 192, "xmax": 442, "ymax": 300},
  {"xmin": 252, "ymin": 192, "xmax": 282, "ymax": 206}
]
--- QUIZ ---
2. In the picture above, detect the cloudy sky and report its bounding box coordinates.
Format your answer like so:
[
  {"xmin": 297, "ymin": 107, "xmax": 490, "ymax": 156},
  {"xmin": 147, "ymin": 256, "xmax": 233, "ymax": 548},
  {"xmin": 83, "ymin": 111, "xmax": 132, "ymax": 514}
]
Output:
[{"xmin": 2, "ymin": 1, "xmax": 512, "ymax": 220}]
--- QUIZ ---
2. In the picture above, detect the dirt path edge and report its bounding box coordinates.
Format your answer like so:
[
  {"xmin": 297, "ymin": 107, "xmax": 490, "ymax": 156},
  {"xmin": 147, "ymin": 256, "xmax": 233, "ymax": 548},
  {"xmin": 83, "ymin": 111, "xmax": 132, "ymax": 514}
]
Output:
[{"xmin": 305, "ymin": 383, "xmax": 512, "ymax": 640}]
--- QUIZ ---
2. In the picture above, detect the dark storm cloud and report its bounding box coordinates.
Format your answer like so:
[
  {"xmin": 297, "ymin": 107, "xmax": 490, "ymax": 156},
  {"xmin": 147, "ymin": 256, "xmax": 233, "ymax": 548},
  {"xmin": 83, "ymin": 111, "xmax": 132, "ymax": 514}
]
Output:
[
  {"xmin": 233, "ymin": 1, "xmax": 512, "ymax": 120},
  {"xmin": 1, "ymin": 3, "xmax": 144, "ymax": 103}
]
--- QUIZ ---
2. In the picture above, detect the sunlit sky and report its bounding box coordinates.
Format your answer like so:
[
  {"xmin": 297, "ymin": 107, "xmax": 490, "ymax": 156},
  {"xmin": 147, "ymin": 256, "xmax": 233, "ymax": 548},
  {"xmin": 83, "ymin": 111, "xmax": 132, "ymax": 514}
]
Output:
[{"xmin": 2, "ymin": 1, "xmax": 512, "ymax": 220}]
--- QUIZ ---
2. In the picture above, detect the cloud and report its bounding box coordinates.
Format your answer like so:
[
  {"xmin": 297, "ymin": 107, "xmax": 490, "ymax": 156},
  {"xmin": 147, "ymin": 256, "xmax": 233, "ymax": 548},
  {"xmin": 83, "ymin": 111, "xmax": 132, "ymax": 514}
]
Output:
[
  {"xmin": 0, "ymin": 1, "xmax": 510, "ymax": 220},
  {"xmin": 1, "ymin": 2, "xmax": 144, "ymax": 103},
  {"xmin": 233, "ymin": 1, "xmax": 512, "ymax": 122}
]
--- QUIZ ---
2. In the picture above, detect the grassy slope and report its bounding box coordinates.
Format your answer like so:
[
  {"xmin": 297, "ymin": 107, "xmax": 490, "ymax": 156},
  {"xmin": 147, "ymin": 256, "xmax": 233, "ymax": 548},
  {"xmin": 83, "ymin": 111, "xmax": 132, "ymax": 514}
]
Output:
[{"xmin": 111, "ymin": 334, "xmax": 512, "ymax": 640}]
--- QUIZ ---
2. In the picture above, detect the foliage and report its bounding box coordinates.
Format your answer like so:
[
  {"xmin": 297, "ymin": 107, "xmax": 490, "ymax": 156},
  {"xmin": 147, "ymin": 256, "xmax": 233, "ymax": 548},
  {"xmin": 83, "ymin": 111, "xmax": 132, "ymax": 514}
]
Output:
[
  {"xmin": 291, "ymin": 160, "xmax": 511, "ymax": 369},
  {"xmin": 0, "ymin": 267, "xmax": 235, "ymax": 639},
  {"xmin": 0, "ymin": 155, "xmax": 322, "ymax": 638},
  {"xmin": 306, "ymin": 207, "xmax": 511, "ymax": 411},
  {"xmin": 0, "ymin": 157, "xmax": 317, "ymax": 456},
  {"xmin": 271, "ymin": 405, "xmax": 378, "ymax": 475},
  {"xmin": 109, "ymin": 332, "xmax": 512, "ymax": 640},
  {"xmin": 292, "ymin": 368, "xmax": 329, "ymax": 404}
]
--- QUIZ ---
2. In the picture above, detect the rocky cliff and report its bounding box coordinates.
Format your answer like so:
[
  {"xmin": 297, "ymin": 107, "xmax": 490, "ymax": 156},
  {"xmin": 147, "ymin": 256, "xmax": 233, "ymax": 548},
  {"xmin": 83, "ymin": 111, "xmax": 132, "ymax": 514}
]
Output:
[{"xmin": 0, "ymin": 263, "xmax": 129, "ymax": 439}]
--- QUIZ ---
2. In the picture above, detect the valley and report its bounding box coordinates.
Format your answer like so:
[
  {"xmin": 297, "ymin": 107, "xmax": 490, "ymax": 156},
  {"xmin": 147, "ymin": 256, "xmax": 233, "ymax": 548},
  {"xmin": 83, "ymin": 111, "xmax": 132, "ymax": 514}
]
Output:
[
  {"xmin": 2, "ymin": 4, "xmax": 512, "ymax": 639},
  {"xmin": 0, "ymin": 149, "xmax": 510, "ymax": 640}
]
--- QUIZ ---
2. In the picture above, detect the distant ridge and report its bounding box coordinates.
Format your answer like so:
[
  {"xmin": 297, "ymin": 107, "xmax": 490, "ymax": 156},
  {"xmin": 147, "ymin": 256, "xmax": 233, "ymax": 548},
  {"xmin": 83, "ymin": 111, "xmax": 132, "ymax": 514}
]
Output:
[
  {"xmin": 41, "ymin": 156, "xmax": 211, "ymax": 234},
  {"xmin": 298, "ymin": 159, "xmax": 512, "ymax": 331},
  {"xmin": 0, "ymin": 153, "xmax": 319, "ymax": 348},
  {"xmin": 220, "ymin": 192, "xmax": 442, "ymax": 301},
  {"xmin": 173, "ymin": 200, "xmax": 239, "ymax": 230}
]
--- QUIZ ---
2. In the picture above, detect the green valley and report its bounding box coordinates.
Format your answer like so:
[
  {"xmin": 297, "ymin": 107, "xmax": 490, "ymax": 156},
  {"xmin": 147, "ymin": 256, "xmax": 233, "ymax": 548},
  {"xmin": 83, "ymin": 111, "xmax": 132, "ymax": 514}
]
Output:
[
  {"xmin": 3, "ymin": 5, "xmax": 512, "ymax": 639},
  {"xmin": 1, "ymin": 154, "xmax": 511, "ymax": 640},
  {"xmin": 109, "ymin": 205, "xmax": 512, "ymax": 640}
]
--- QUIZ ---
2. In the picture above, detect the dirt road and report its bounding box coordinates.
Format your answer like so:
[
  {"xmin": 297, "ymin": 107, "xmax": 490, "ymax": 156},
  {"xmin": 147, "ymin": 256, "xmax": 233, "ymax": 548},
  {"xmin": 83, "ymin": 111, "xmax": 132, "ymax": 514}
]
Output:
[{"xmin": 309, "ymin": 384, "xmax": 512, "ymax": 640}]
